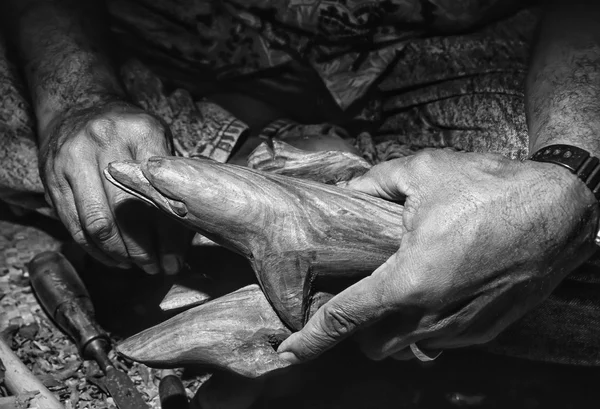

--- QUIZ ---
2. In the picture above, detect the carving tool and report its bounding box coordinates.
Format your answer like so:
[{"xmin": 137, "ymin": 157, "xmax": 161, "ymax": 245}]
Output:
[{"xmin": 29, "ymin": 251, "xmax": 149, "ymax": 409}]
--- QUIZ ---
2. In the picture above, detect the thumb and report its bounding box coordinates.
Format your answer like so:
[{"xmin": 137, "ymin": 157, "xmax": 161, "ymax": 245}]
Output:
[
  {"xmin": 345, "ymin": 157, "xmax": 413, "ymax": 201},
  {"xmin": 277, "ymin": 251, "xmax": 404, "ymax": 363}
]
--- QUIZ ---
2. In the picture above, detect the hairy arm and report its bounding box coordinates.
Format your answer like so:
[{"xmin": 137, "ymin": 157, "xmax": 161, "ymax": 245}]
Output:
[
  {"xmin": 0, "ymin": 0, "xmax": 125, "ymax": 144},
  {"xmin": 527, "ymin": 0, "xmax": 600, "ymax": 158},
  {"xmin": 0, "ymin": 0, "xmax": 189, "ymax": 274}
]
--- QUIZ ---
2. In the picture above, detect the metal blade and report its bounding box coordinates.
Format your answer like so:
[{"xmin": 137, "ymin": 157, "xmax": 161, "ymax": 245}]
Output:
[{"xmin": 104, "ymin": 366, "xmax": 149, "ymax": 409}]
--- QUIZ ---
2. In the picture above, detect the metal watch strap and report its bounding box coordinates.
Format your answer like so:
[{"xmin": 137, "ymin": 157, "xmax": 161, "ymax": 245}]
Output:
[
  {"xmin": 530, "ymin": 144, "xmax": 600, "ymax": 246},
  {"xmin": 530, "ymin": 144, "xmax": 600, "ymax": 200}
]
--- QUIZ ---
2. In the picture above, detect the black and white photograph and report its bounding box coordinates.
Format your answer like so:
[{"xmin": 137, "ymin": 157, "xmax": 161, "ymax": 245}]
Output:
[{"xmin": 1, "ymin": 0, "xmax": 600, "ymax": 408}]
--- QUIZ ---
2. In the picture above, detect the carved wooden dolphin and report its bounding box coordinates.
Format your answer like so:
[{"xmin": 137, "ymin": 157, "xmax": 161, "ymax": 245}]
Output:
[{"xmin": 106, "ymin": 142, "xmax": 406, "ymax": 377}]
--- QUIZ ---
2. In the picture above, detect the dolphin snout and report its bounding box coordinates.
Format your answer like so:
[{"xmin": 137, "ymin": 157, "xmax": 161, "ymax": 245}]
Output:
[{"xmin": 105, "ymin": 158, "xmax": 188, "ymax": 217}]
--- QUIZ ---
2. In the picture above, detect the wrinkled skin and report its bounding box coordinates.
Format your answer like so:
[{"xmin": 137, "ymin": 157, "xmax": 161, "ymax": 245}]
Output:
[
  {"xmin": 278, "ymin": 149, "xmax": 599, "ymax": 362},
  {"xmin": 39, "ymin": 100, "xmax": 191, "ymax": 274}
]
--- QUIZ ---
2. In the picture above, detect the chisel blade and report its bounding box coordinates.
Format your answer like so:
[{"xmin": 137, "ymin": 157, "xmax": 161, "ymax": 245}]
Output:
[{"xmin": 104, "ymin": 367, "xmax": 149, "ymax": 409}]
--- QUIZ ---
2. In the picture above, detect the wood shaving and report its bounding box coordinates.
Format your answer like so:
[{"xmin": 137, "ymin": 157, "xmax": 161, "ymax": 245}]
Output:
[{"xmin": 0, "ymin": 217, "xmax": 203, "ymax": 408}]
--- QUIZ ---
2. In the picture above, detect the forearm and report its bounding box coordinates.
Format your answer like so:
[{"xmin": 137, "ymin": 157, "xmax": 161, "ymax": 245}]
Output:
[
  {"xmin": 526, "ymin": 0, "xmax": 600, "ymax": 158},
  {"xmin": 0, "ymin": 0, "xmax": 125, "ymax": 144}
]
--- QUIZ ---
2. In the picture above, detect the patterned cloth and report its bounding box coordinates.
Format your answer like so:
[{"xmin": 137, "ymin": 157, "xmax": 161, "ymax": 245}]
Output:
[
  {"xmin": 107, "ymin": 0, "xmax": 530, "ymax": 111},
  {"xmin": 121, "ymin": 60, "xmax": 248, "ymax": 163},
  {"xmin": 107, "ymin": 0, "xmax": 536, "ymax": 161}
]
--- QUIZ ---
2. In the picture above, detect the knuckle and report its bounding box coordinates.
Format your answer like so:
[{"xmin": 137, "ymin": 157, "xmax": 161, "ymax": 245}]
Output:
[
  {"xmin": 50, "ymin": 177, "xmax": 71, "ymax": 197},
  {"xmin": 127, "ymin": 114, "xmax": 164, "ymax": 136},
  {"xmin": 60, "ymin": 138, "xmax": 86, "ymax": 159},
  {"xmin": 71, "ymin": 227, "xmax": 88, "ymax": 245},
  {"xmin": 320, "ymin": 304, "xmax": 357, "ymax": 339},
  {"xmin": 408, "ymin": 150, "xmax": 438, "ymax": 173},
  {"xmin": 86, "ymin": 117, "xmax": 116, "ymax": 138},
  {"xmin": 83, "ymin": 212, "xmax": 117, "ymax": 242}
]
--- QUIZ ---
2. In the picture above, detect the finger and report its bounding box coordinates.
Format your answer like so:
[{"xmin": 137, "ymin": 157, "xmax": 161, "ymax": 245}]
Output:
[
  {"xmin": 358, "ymin": 293, "xmax": 491, "ymax": 361},
  {"xmin": 354, "ymin": 299, "xmax": 467, "ymax": 360},
  {"xmin": 122, "ymin": 119, "xmax": 176, "ymax": 274},
  {"xmin": 97, "ymin": 134, "xmax": 165, "ymax": 275},
  {"xmin": 354, "ymin": 310, "xmax": 431, "ymax": 361},
  {"xmin": 277, "ymin": 250, "xmax": 413, "ymax": 363},
  {"xmin": 391, "ymin": 348, "xmax": 415, "ymax": 361},
  {"xmin": 156, "ymin": 212, "xmax": 193, "ymax": 275},
  {"xmin": 345, "ymin": 157, "xmax": 414, "ymax": 201},
  {"xmin": 380, "ymin": 297, "xmax": 506, "ymax": 356},
  {"xmin": 276, "ymin": 273, "xmax": 387, "ymax": 364},
  {"xmin": 104, "ymin": 179, "xmax": 161, "ymax": 275},
  {"xmin": 66, "ymin": 168, "xmax": 132, "ymax": 267},
  {"xmin": 419, "ymin": 295, "xmax": 522, "ymax": 351},
  {"xmin": 392, "ymin": 345, "xmax": 443, "ymax": 362},
  {"xmin": 135, "ymin": 125, "xmax": 191, "ymax": 275},
  {"xmin": 48, "ymin": 180, "xmax": 120, "ymax": 267}
]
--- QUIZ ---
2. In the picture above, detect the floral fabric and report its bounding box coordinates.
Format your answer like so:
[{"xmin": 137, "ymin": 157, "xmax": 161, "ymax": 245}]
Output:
[{"xmin": 108, "ymin": 0, "xmax": 528, "ymax": 110}]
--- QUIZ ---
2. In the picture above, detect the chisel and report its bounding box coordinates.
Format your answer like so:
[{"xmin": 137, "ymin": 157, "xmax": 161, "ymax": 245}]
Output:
[{"xmin": 29, "ymin": 251, "xmax": 149, "ymax": 409}]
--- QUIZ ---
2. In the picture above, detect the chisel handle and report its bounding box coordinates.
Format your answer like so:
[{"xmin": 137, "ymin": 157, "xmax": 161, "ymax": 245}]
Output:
[{"xmin": 29, "ymin": 251, "xmax": 110, "ymax": 357}]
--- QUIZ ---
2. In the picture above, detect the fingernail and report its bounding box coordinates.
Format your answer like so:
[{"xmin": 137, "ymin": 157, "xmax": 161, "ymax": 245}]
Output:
[
  {"xmin": 161, "ymin": 254, "xmax": 181, "ymax": 275},
  {"xmin": 278, "ymin": 351, "xmax": 300, "ymax": 365},
  {"xmin": 117, "ymin": 262, "xmax": 133, "ymax": 270},
  {"xmin": 143, "ymin": 263, "xmax": 161, "ymax": 275}
]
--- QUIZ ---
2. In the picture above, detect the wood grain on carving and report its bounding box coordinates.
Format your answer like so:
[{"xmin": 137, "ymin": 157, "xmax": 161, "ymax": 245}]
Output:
[
  {"xmin": 106, "ymin": 155, "xmax": 404, "ymax": 330},
  {"xmin": 159, "ymin": 141, "xmax": 371, "ymax": 311},
  {"xmin": 247, "ymin": 139, "xmax": 371, "ymax": 185},
  {"xmin": 118, "ymin": 285, "xmax": 292, "ymax": 378},
  {"xmin": 107, "ymin": 142, "xmax": 406, "ymax": 376}
]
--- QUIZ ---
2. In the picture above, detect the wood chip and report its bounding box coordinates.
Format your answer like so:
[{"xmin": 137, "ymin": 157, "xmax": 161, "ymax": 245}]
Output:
[{"xmin": 0, "ymin": 217, "xmax": 208, "ymax": 407}]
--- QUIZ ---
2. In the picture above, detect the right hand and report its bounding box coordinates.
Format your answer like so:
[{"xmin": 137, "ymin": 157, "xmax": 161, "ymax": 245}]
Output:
[
  {"xmin": 278, "ymin": 149, "xmax": 598, "ymax": 363},
  {"xmin": 39, "ymin": 100, "xmax": 192, "ymax": 274}
]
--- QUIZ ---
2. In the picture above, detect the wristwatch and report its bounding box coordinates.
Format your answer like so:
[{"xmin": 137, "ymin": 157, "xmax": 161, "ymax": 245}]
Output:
[{"xmin": 530, "ymin": 144, "xmax": 600, "ymax": 245}]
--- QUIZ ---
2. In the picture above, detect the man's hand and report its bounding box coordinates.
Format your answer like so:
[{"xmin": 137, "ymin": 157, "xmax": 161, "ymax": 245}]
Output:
[
  {"xmin": 40, "ymin": 100, "xmax": 190, "ymax": 274},
  {"xmin": 278, "ymin": 149, "xmax": 599, "ymax": 362}
]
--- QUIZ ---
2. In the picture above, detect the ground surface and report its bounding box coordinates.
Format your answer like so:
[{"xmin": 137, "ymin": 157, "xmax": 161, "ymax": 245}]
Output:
[
  {"xmin": 0, "ymin": 204, "xmax": 206, "ymax": 408},
  {"xmin": 2, "ymin": 202, "xmax": 600, "ymax": 409}
]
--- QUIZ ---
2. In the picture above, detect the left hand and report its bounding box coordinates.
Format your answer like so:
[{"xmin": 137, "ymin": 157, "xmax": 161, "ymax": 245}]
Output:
[
  {"xmin": 40, "ymin": 100, "xmax": 192, "ymax": 274},
  {"xmin": 278, "ymin": 149, "xmax": 599, "ymax": 362}
]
